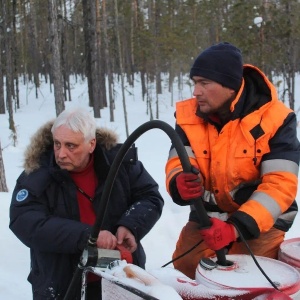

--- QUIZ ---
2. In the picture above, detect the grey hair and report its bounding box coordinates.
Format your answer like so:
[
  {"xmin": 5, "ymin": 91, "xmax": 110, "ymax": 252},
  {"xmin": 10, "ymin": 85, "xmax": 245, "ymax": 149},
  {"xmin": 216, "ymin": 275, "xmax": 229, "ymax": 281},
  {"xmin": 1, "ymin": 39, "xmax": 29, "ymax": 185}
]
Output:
[{"xmin": 51, "ymin": 108, "xmax": 96, "ymax": 141}]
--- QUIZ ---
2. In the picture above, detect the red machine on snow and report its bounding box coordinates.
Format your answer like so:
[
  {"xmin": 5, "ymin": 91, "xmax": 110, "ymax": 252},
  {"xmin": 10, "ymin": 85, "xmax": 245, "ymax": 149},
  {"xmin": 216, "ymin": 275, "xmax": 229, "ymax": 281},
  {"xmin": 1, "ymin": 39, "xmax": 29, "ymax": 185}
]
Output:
[{"xmin": 81, "ymin": 239, "xmax": 300, "ymax": 300}]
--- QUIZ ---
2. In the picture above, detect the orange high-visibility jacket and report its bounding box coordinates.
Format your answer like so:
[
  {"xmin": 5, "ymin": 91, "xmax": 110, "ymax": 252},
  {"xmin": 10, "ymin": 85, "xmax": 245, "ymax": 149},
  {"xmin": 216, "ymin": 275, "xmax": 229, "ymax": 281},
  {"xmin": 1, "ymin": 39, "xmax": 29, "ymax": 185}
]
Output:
[{"xmin": 166, "ymin": 65, "xmax": 299, "ymax": 239}]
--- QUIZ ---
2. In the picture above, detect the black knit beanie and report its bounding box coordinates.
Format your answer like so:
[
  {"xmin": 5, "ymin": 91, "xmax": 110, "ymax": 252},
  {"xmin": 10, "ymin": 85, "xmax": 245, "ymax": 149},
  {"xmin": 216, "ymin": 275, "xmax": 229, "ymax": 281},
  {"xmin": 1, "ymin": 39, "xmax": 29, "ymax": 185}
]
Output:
[{"xmin": 190, "ymin": 42, "xmax": 243, "ymax": 91}]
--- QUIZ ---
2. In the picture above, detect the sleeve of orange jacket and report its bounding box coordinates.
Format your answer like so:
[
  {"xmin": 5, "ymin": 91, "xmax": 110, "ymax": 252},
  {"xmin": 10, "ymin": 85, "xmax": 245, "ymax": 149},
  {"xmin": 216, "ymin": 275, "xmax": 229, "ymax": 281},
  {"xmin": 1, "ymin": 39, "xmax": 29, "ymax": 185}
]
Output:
[
  {"xmin": 229, "ymin": 112, "xmax": 300, "ymax": 240},
  {"xmin": 166, "ymin": 123, "xmax": 202, "ymax": 206}
]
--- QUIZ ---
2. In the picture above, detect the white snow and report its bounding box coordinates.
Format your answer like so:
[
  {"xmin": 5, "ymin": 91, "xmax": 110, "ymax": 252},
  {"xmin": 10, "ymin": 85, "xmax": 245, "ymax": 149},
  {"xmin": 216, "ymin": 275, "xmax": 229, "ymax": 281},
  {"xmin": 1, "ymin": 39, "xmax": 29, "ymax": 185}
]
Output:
[{"xmin": 1, "ymin": 74, "xmax": 300, "ymax": 299}]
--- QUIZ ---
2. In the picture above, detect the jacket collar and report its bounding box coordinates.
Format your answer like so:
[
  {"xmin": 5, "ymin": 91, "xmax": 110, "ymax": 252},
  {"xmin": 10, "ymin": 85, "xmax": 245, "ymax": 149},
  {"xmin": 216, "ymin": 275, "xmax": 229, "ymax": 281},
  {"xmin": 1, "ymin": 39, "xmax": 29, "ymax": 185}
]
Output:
[
  {"xmin": 23, "ymin": 120, "xmax": 118, "ymax": 174},
  {"xmin": 197, "ymin": 64, "xmax": 275, "ymax": 126}
]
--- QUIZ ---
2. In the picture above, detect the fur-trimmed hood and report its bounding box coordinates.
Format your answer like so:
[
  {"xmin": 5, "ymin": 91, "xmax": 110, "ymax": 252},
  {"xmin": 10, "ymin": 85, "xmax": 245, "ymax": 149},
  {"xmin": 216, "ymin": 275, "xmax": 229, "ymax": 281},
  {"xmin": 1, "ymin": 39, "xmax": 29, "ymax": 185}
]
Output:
[{"xmin": 23, "ymin": 120, "xmax": 118, "ymax": 174}]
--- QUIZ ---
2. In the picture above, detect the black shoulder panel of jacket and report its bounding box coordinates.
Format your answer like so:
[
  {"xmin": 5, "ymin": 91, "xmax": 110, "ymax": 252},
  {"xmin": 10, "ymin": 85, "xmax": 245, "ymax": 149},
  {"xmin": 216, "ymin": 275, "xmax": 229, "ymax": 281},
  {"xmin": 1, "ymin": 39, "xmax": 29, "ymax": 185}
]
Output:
[
  {"xmin": 264, "ymin": 112, "xmax": 300, "ymax": 164},
  {"xmin": 232, "ymin": 68, "xmax": 271, "ymax": 120},
  {"xmin": 106, "ymin": 143, "xmax": 138, "ymax": 165},
  {"xmin": 16, "ymin": 168, "xmax": 52, "ymax": 197}
]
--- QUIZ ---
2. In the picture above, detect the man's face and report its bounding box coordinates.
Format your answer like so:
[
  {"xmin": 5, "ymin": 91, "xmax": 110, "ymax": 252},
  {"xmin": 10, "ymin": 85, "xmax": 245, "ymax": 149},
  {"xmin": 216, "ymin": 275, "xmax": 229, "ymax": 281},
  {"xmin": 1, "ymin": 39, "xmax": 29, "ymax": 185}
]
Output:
[
  {"xmin": 192, "ymin": 76, "xmax": 236, "ymax": 115},
  {"xmin": 52, "ymin": 125, "xmax": 96, "ymax": 172}
]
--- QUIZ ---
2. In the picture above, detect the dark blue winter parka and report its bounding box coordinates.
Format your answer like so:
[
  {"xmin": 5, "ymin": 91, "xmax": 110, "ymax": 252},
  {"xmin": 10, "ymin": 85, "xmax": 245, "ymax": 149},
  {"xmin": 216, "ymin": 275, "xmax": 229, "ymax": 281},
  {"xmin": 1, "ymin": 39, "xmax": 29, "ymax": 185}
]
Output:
[{"xmin": 9, "ymin": 121, "xmax": 164, "ymax": 299}]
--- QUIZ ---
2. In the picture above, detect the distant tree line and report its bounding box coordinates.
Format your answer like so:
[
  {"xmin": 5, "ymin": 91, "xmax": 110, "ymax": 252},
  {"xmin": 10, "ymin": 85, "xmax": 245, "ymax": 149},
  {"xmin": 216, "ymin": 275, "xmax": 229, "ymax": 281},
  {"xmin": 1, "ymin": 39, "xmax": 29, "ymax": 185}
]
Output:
[
  {"xmin": 1, "ymin": 0, "xmax": 300, "ymax": 117},
  {"xmin": 1, "ymin": 0, "xmax": 300, "ymax": 191}
]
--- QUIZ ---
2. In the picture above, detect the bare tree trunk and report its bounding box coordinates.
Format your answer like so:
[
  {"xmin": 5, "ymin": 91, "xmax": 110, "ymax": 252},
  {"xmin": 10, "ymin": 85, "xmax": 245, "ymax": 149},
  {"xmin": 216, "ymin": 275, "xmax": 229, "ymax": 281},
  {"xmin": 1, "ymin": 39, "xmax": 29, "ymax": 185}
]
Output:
[
  {"xmin": 114, "ymin": 0, "xmax": 129, "ymax": 137},
  {"xmin": 61, "ymin": 0, "xmax": 71, "ymax": 102},
  {"xmin": 130, "ymin": 0, "xmax": 135, "ymax": 73},
  {"xmin": 0, "ymin": 140, "xmax": 8, "ymax": 192},
  {"xmin": 285, "ymin": 1, "xmax": 295, "ymax": 110},
  {"xmin": 28, "ymin": 0, "xmax": 40, "ymax": 98},
  {"xmin": 103, "ymin": 0, "xmax": 115, "ymax": 122},
  {"xmin": 146, "ymin": 75, "xmax": 154, "ymax": 121},
  {"xmin": 168, "ymin": 2, "xmax": 175, "ymax": 107},
  {"xmin": 48, "ymin": 0, "xmax": 65, "ymax": 116},
  {"xmin": 82, "ymin": 0, "xmax": 101, "ymax": 118},
  {"xmin": 11, "ymin": 0, "xmax": 20, "ymax": 110},
  {"xmin": 0, "ymin": 14, "xmax": 5, "ymax": 114},
  {"xmin": 90, "ymin": 0, "xmax": 101, "ymax": 117},
  {"xmin": 3, "ymin": 0, "xmax": 17, "ymax": 146},
  {"xmin": 153, "ymin": 1, "xmax": 161, "ymax": 119},
  {"xmin": 132, "ymin": 0, "xmax": 147, "ymax": 102},
  {"xmin": 19, "ymin": 0, "xmax": 28, "ymax": 84},
  {"xmin": 96, "ymin": 0, "xmax": 106, "ymax": 109},
  {"xmin": 82, "ymin": 0, "xmax": 93, "ymax": 108}
]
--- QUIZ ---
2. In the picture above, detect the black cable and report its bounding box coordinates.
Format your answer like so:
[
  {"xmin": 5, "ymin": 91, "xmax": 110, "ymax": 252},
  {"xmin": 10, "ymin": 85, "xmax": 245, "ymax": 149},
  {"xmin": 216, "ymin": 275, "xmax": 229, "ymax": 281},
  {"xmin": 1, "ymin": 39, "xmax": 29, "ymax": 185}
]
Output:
[
  {"xmin": 162, "ymin": 225, "xmax": 283, "ymax": 292},
  {"xmin": 161, "ymin": 239, "xmax": 203, "ymax": 268},
  {"xmin": 235, "ymin": 225, "xmax": 280, "ymax": 291}
]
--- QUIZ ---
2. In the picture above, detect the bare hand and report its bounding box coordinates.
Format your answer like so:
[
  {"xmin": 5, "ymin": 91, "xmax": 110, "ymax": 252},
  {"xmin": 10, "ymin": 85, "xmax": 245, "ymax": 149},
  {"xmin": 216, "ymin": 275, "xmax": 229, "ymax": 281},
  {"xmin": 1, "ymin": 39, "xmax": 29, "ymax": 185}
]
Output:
[
  {"xmin": 116, "ymin": 226, "xmax": 137, "ymax": 253},
  {"xmin": 96, "ymin": 230, "xmax": 117, "ymax": 249}
]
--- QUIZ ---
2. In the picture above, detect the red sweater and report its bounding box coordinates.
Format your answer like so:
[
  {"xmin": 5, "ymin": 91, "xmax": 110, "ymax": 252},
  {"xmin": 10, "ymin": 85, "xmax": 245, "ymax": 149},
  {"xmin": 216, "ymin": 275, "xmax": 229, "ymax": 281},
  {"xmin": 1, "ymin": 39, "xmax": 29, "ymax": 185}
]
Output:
[
  {"xmin": 70, "ymin": 155, "xmax": 97, "ymax": 225},
  {"xmin": 70, "ymin": 155, "xmax": 100, "ymax": 282}
]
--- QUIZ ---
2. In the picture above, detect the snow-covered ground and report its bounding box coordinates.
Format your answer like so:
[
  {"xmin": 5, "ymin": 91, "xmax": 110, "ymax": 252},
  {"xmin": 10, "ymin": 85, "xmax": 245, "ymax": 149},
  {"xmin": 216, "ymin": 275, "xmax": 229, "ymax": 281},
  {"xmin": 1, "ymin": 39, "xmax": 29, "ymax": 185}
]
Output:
[{"xmin": 1, "ymin": 74, "xmax": 300, "ymax": 299}]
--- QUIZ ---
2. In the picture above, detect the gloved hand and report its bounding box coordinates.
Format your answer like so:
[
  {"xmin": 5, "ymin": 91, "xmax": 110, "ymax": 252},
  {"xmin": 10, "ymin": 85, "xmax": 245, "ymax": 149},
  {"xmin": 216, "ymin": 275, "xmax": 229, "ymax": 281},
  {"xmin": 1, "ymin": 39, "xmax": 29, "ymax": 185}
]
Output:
[
  {"xmin": 175, "ymin": 168, "xmax": 204, "ymax": 200},
  {"xmin": 199, "ymin": 218, "xmax": 237, "ymax": 251}
]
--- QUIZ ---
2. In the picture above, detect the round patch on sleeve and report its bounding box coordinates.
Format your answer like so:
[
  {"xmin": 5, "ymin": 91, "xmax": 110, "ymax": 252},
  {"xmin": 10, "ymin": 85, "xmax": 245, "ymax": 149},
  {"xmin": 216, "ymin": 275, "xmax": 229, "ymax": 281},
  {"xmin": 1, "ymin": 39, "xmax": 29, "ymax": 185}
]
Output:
[{"xmin": 16, "ymin": 189, "xmax": 29, "ymax": 202}]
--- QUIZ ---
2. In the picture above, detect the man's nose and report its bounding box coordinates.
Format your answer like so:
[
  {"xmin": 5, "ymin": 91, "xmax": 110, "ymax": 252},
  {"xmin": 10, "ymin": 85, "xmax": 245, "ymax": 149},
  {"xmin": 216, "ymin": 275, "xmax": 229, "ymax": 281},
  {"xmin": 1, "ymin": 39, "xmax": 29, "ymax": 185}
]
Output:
[
  {"xmin": 193, "ymin": 84, "xmax": 202, "ymax": 96},
  {"xmin": 57, "ymin": 146, "xmax": 67, "ymax": 158}
]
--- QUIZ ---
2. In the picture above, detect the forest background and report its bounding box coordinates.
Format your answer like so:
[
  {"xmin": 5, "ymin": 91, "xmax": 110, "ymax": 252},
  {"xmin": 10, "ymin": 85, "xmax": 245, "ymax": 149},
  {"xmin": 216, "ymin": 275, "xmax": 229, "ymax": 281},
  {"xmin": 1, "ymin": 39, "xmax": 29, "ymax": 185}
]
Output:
[{"xmin": 1, "ymin": 0, "xmax": 300, "ymax": 189}]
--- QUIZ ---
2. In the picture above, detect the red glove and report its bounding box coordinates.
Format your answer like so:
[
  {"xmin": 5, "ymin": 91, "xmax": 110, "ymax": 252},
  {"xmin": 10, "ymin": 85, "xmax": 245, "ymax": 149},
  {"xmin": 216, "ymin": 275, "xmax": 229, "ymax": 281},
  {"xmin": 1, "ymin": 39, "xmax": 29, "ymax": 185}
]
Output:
[
  {"xmin": 175, "ymin": 170, "xmax": 204, "ymax": 200},
  {"xmin": 199, "ymin": 218, "xmax": 237, "ymax": 251}
]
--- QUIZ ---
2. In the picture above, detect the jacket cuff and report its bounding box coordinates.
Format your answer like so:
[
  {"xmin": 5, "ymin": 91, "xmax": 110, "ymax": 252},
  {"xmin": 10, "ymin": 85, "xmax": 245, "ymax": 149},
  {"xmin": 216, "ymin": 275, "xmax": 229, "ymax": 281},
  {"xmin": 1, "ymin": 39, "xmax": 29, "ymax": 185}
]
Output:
[
  {"xmin": 228, "ymin": 211, "xmax": 260, "ymax": 240},
  {"xmin": 169, "ymin": 174, "xmax": 194, "ymax": 206},
  {"xmin": 77, "ymin": 227, "xmax": 92, "ymax": 251}
]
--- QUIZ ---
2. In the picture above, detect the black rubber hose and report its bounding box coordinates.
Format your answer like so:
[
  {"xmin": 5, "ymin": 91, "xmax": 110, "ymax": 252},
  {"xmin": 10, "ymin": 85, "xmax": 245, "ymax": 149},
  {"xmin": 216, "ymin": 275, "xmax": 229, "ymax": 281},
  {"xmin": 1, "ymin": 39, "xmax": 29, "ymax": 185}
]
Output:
[{"xmin": 64, "ymin": 120, "xmax": 227, "ymax": 300}]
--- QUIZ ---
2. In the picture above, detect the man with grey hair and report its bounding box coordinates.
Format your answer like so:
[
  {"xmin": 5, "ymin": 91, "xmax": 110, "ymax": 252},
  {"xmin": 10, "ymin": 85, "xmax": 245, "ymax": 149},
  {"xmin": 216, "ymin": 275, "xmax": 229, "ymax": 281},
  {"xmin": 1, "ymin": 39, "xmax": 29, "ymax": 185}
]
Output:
[{"xmin": 10, "ymin": 107, "xmax": 164, "ymax": 299}]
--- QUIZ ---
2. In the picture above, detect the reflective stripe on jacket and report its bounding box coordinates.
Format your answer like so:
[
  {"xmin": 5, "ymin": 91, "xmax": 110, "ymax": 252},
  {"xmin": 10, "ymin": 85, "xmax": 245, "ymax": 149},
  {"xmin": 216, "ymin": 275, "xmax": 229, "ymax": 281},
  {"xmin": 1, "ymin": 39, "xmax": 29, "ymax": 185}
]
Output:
[{"xmin": 166, "ymin": 64, "xmax": 299, "ymax": 239}]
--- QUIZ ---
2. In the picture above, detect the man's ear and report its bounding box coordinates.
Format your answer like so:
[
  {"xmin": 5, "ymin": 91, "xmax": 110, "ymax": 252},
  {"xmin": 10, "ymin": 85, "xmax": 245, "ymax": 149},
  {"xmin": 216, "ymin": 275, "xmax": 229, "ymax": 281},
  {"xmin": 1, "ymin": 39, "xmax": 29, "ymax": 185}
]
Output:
[
  {"xmin": 226, "ymin": 87, "xmax": 237, "ymax": 100},
  {"xmin": 89, "ymin": 138, "xmax": 96, "ymax": 153}
]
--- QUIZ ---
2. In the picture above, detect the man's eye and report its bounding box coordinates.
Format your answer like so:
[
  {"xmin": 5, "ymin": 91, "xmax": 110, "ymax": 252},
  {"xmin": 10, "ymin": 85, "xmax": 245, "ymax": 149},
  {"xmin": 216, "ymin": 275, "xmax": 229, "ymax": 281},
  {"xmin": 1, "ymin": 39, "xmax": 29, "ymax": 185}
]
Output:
[
  {"xmin": 67, "ymin": 144, "xmax": 75, "ymax": 150},
  {"xmin": 54, "ymin": 142, "xmax": 61, "ymax": 148}
]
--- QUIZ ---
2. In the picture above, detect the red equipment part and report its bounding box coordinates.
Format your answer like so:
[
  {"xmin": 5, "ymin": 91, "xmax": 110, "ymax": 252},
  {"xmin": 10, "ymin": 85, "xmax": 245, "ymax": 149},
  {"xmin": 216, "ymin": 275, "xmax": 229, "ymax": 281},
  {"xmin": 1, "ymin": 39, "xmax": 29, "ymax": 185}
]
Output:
[{"xmin": 279, "ymin": 238, "xmax": 300, "ymax": 273}]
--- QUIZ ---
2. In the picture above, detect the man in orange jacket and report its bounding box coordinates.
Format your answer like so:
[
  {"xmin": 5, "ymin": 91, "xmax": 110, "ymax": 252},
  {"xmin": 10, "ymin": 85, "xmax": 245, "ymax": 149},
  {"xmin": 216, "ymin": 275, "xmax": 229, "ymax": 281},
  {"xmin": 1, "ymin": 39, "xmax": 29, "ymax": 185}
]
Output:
[{"xmin": 165, "ymin": 42, "xmax": 300, "ymax": 279}]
